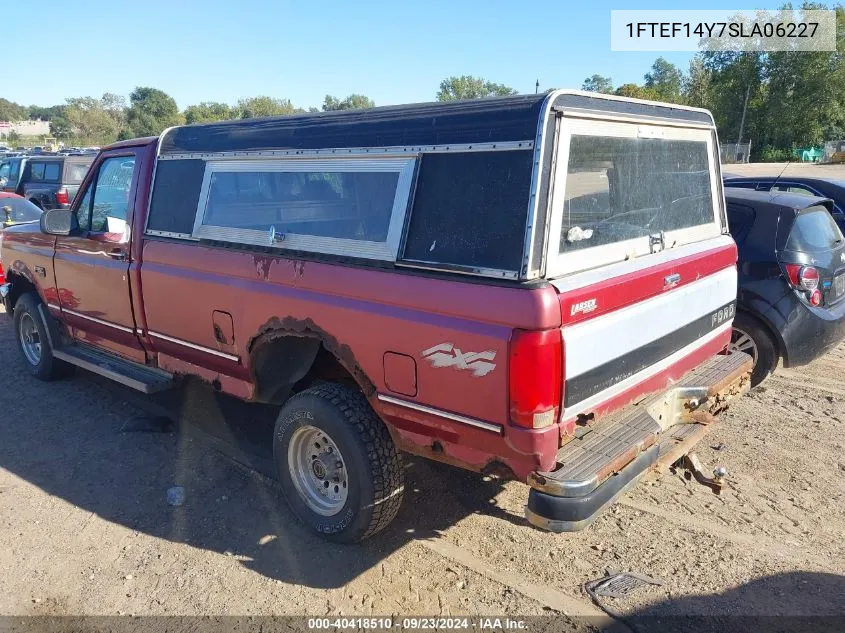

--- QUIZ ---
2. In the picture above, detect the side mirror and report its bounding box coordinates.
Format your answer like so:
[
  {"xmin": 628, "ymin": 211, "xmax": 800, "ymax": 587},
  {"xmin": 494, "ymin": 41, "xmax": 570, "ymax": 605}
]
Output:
[{"xmin": 40, "ymin": 207, "xmax": 79, "ymax": 236}]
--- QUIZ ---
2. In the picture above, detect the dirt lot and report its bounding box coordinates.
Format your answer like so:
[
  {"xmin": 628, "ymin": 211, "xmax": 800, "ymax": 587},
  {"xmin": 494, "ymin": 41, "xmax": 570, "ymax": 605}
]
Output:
[{"xmin": 1, "ymin": 229, "xmax": 845, "ymax": 629}]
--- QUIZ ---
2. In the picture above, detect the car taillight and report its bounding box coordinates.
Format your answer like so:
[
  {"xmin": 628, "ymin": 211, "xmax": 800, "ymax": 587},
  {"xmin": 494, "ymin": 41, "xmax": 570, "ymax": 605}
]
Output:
[
  {"xmin": 784, "ymin": 264, "xmax": 820, "ymax": 292},
  {"xmin": 809, "ymin": 288, "xmax": 823, "ymax": 306},
  {"xmin": 509, "ymin": 329, "xmax": 562, "ymax": 429},
  {"xmin": 55, "ymin": 188, "xmax": 69, "ymax": 206}
]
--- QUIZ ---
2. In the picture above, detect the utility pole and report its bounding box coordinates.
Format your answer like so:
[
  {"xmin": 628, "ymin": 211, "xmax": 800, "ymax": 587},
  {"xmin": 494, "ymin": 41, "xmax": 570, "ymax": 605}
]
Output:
[{"xmin": 535, "ymin": 79, "xmax": 540, "ymax": 94}]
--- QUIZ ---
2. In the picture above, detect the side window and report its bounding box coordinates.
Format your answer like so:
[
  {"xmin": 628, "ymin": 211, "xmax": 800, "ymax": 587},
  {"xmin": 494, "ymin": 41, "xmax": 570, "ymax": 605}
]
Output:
[
  {"xmin": 0, "ymin": 162, "xmax": 9, "ymax": 181},
  {"xmin": 30, "ymin": 163, "xmax": 45, "ymax": 181},
  {"xmin": 726, "ymin": 203, "xmax": 756, "ymax": 246},
  {"xmin": 9, "ymin": 160, "xmax": 21, "ymax": 183},
  {"xmin": 75, "ymin": 186, "xmax": 93, "ymax": 232},
  {"xmin": 90, "ymin": 156, "xmax": 136, "ymax": 234},
  {"xmin": 195, "ymin": 158, "xmax": 415, "ymax": 260},
  {"xmin": 771, "ymin": 184, "xmax": 816, "ymax": 197},
  {"xmin": 43, "ymin": 163, "xmax": 60, "ymax": 181}
]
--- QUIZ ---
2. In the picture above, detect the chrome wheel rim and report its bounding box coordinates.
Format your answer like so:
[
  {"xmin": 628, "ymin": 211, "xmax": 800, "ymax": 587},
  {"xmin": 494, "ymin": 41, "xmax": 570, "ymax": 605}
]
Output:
[
  {"xmin": 730, "ymin": 327, "xmax": 758, "ymax": 366},
  {"xmin": 18, "ymin": 312, "xmax": 42, "ymax": 366},
  {"xmin": 287, "ymin": 425, "xmax": 348, "ymax": 516}
]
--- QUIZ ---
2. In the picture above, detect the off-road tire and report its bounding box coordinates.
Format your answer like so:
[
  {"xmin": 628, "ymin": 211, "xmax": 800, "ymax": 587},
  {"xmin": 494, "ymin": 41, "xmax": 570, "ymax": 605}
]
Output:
[
  {"xmin": 731, "ymin": 312, "xmax": 778, "ymax": 387},
  {"xmin": 273, "ymin": 382, "xmax": 404, "ymax": 543},
  {"xmin": 13, "ymin": 292, "xmax": 67, "ymax": 380}
]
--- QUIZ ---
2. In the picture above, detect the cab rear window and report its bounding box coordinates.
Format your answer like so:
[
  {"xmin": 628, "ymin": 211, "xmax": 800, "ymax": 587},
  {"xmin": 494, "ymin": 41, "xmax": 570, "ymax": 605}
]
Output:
[{"xmin": 786, "ymin": 207, "xmax": 844, "ymax": 252}]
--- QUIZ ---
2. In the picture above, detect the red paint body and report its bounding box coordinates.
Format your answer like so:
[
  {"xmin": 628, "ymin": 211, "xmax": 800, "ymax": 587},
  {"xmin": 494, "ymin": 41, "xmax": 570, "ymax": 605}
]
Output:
[{"xmin": 0, "ymin": 136, "xmax": 737, "ymax": 482}]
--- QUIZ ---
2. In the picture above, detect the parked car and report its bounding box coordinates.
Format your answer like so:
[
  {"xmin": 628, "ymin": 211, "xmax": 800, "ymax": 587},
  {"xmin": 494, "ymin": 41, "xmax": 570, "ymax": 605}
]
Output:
[
  {"xmin": 0, "ymin": 156, "xmax": 28, "ymax": 193},
  {"xmin": 724, "ymin": 174, "xmax": 845, "ymax": 234},
  {"xmin": 0, "ymin": 192, "xmax": 43, "ymax": 228},
  {"xmin": 0, "ymin": 193, "xmax": 42, "ymax": 286},
  {"xmin": 13, "ymin": 155, "xmax": 94, "ymax": 210},
  {"xmin": 725, "ymin": 188, "xmax": 845, "ymax": 385},
  {"xmin": 0, "ymin": 92, "xmax": 751, "ymax": 542}
]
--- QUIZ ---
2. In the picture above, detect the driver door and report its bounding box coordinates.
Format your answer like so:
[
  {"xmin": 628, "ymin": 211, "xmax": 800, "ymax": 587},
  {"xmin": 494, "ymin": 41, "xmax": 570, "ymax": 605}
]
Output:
[{"xmin": 53, "ymin": 149, "xmax": 145, "ymax": 362}]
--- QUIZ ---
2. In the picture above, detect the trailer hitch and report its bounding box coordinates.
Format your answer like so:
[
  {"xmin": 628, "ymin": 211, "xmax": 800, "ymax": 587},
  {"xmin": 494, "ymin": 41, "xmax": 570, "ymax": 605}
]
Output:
[{"xmin": 681, "ymin": 452, "xmax": 727, "ymax": 495}]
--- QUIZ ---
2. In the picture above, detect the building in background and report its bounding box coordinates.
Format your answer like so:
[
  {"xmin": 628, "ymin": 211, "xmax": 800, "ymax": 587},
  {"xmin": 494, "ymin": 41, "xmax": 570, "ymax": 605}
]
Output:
[{"xmin": 0, "ymin": 120, "xmax": 51, "ymax": 139}]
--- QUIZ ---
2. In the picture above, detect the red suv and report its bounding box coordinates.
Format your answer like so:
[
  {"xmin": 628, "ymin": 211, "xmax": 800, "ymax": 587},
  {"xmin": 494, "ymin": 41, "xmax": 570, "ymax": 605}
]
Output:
[{"xmin": 0, "ymin": 92, "xmax": 750, "ymax": 542}]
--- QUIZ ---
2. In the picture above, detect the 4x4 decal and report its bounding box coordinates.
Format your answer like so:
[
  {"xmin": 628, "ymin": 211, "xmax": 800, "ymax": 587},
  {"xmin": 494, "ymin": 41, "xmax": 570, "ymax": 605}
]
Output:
[{"xmin": 421, "ymin": 343, "xmax": 497, "ymax": 377}]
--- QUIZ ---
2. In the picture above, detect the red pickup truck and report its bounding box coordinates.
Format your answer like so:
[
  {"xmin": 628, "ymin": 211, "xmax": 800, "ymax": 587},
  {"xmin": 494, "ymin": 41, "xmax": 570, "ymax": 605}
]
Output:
[{"xmin": 0, "ymin": 92, "xmax": 751, "ymax": 542}]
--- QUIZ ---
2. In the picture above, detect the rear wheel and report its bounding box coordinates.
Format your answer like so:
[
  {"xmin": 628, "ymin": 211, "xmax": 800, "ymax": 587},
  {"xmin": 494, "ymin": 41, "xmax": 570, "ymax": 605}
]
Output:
[
  {"xmin": 273, "ymin": 382, "xmax": 404, "ymax": 543},
  {"xmin": 13, "ymin": 293, "xmax": 67, "ymax": 380},
  {"xmin": 730, "ymin": 312, "xmax": 777, "ymax": 387}
]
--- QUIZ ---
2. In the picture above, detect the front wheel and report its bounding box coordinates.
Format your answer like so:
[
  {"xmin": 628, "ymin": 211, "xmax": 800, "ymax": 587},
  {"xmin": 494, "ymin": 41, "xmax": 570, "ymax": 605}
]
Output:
[
  {"xmin": 273, "ymin": 383, "xmax": 404, "ymax": 543},
  {"xmin": 13, "ymin": 292, "xmax": 67, "ymax": 380},
  {"xmin": 730, "ymin": 312, "xmax": 778, "ymax": 387}
]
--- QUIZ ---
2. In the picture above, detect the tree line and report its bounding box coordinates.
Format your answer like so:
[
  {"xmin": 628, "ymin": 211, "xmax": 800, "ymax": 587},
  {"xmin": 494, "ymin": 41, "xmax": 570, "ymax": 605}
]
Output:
[{"xmin": 2, "ymin": 2, "xmax": 844, "ymax": 162}]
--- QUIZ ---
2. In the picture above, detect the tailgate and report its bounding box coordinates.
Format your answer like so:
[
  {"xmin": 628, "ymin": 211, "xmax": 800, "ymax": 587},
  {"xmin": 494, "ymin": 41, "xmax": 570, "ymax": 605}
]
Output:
[{"xmin": 556, "ymin": 238, "xmax": 737, "ymax": 418}]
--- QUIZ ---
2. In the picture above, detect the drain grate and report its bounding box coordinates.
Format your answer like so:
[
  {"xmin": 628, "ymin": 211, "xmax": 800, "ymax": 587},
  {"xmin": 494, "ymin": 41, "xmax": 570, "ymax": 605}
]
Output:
[{"xmin": 587, "ymin": 571, "xmax": 663, "ymax": 599}]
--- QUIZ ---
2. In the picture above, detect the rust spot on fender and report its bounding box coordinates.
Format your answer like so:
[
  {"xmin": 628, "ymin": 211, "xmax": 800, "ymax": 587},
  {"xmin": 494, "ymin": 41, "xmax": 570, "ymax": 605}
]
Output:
[
  {"xmin": 252, "ymin": 255, "xmax": 276, "ymax": 281},
  {"xmin": 248, "ymin": 315, "xmax": 375, "ymax": 396}
]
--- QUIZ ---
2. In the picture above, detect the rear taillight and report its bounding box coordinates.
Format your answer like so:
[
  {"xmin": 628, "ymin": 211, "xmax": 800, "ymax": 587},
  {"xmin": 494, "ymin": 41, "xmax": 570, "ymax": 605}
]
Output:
[
  {"xmin": 55, "ymin": 188, "xmax": 69, "ymax": 206},
  {"xmin": 0, "ymin": 262, "xmax": 4, "ymax": 285},
  {"xmin": 784, "ymin": 264, "xmax": 823, "ymax": 306},
  {"xmin": 784, "ymin": 264, "xmax": 820, "ymax": 291},
  {"xmin": 509, "ymin": 329, "xmax": 562, "ymax": 429}
]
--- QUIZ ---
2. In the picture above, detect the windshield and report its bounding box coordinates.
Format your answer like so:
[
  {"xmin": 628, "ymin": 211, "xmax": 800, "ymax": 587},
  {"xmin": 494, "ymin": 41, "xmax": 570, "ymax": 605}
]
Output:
[
  {"xmin": 786, "ymin": 206, "xmax": 844, "ymax": 252},
  {"xmin": 559, "ymin": 135, "xmax": 715, "ymax": 253},
  {"xmin": 1, "ymin": 197, "xmax": 43, "ymax": 225}
]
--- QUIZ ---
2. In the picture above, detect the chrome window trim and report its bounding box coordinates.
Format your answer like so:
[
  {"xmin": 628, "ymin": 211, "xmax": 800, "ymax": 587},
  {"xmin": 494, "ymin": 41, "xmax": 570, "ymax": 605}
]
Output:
[
  {"xmin": 63, "ymin": 308, "xmax": 135, "ymax": 334},
  {"xmin": 145, "ymin": 229, "xmax": 198, "ymax": 240},
  {"xmin": 521, "ymin": 91, "xmax": 558, "ymax": 280},
  {"xmin": 157, "ymin": 140, "xmax": 533, "ymax": 161},
  {"xmin": 148, "ymin": 330, "xmax": 240, "ymax": 361},
  {"xmin": 377, "ymin": 393, "xmax": 502, "ymax": 434},
  {"xmin": 192, "ymin": 157, "xmax": 417, "ymax": 261},
  {"xmin": 545, "ymin": 118, "xmax": 723, "ymax": 280},
  {"xmin": 552, "ymin": 107, "xmax": 715, "ymax": 130},
  {"xmin": 395, "ymin": 260, "xmax": 519, "ymax": 280}
]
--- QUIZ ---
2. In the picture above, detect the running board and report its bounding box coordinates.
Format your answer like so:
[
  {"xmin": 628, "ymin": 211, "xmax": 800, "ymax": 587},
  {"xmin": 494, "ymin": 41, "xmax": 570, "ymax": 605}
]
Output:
[{"xmin": 53, "ymin": 344, "xmax": 174, "ymax": 394}]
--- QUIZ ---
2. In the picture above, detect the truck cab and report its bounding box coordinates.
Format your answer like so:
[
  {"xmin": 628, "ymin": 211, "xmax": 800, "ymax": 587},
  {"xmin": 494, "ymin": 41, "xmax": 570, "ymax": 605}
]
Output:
[{"xmin": 0, "ymin": 92, "xmax": 751, "ymax": 542}]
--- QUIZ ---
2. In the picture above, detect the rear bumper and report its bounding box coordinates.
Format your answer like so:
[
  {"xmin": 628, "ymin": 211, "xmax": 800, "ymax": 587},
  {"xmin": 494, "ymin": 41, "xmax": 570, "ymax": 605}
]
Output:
[
  {"xmin": 778, "ymin": 294, "xmax": 845, "ymax": 367},
  {"xmin": 525, "ymin": 350, "xmax": 752, "ymax": 532}
]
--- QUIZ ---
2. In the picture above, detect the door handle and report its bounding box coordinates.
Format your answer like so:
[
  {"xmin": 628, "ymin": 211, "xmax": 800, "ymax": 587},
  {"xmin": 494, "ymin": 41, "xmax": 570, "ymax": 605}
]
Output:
[{"xmin": 107, "ymin": 249, "xmax": 127, "ymax": 261}]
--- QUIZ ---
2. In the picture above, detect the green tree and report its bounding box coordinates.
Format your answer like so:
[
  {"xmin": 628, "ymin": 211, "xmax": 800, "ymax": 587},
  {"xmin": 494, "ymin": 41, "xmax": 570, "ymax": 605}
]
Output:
[
  {"xmin": 322, "ymin": 94, "xmax": 375, "ymax": 111},
  {"xmin": 237, "ymin": 96, "xmax": 300, "ymax": 118},
  {"xmin": 644, "ymin": 57, "xmax": 684, "ymax": 103},
  {"xmin": 582, "ymin": 75, "xmax": 613, "ymax": 93},
  {"xmin": 683, "ymin": 55, "xmax": 713, "ymax": 110},
  {"xmin": 27, "ymin": 105, "xmax": 66, "ymax": 121},
  {"xmin": 436, "ymin": 75, "xmax": 517, "ymax": 101},
  {"xmin": 126, "ymin": 87, "xmax": 182, "ymax": 137},
  {"xmin": 184, "ymin": 101, "xmax": 235, "ymax": 124},
  {"xmin": 0, "ymin": 98, "xmax": 28, "ymax": 122},
  {"xmin": 613, "ymin": 83, "xmax": 660, "ymax": 101},
  {"xmin": 64, "ymin": 94, "xmax": 127, "ymax": 144},
  {"xmin": 8, "ymin": 130, "xmax": 20, "ymax": 143}
]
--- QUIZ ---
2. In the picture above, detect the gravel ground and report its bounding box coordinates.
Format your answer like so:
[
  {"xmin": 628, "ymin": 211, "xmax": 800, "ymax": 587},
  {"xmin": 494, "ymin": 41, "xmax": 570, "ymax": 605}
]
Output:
[{"xmin": 1, "ymin": 286, "xmax": 844, "ymax": 630}]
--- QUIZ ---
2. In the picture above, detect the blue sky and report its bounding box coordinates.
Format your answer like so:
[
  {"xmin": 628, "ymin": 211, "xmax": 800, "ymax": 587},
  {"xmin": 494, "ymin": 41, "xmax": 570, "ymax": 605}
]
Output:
[{"xmin": 4, "ymin": 0, "xmax": 786, "ymax": 110}]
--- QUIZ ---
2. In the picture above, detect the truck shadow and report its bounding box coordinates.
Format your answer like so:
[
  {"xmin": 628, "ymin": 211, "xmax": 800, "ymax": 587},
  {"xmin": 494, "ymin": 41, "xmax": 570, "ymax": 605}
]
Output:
[
  {"xmin": 0, "ymin": 337, "xmax": 523, "ymax": 589},
  {"xmin": 609, "ymin": 571, "xmax": 845, "ymax": 633}
]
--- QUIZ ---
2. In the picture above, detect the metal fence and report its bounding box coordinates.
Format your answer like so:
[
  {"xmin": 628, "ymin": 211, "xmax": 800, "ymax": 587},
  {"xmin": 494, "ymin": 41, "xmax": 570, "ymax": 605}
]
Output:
[{"xmin": 720, "ymin": 142, "xmax": 752, "ymax": 164}]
